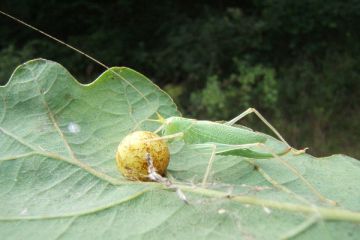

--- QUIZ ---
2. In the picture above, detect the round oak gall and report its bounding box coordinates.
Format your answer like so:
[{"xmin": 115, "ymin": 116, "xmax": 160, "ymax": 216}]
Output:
[{"xmin": 115, "ymin": 131, "xmax": 170, "ymax": 181}]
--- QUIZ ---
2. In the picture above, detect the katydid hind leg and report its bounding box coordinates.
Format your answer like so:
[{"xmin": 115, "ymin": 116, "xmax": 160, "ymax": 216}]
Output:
[
  {"xmin": 245, "ymin": 159, "xmax": 311, "ymax": 205},
  {"xmin": 225, "ymin": 108, "xmax": 292, "ymax": 148},
  {"xmin": 256, "ymin": 143, "xmax": 336, "ymax": 205},
  {"xmin": 201, "ymin": 141, "xmax": 335, "ymax": 205}
]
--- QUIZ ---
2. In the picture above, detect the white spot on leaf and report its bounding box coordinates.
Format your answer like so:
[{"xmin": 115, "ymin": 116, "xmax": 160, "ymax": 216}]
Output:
[
  {"xmin": 20, "ymin": 208, "xmax": 28, "ymax": 215},
  {"xmin": 263, "ymin": 206, "xmax": 272, "ymax": 214},
  {"xmin": 67, "ymin": 122, "xmax": 80, "ymax": 134},
  {"xmin": 218, "ymin": 208, "xmax": 226, "ymax": 214}
]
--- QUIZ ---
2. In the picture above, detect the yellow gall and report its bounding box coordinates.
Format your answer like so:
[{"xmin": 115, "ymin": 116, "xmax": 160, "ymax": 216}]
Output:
[{"xmin": 115, "ymin": 131, "xmax": 170, "ymax": 181}]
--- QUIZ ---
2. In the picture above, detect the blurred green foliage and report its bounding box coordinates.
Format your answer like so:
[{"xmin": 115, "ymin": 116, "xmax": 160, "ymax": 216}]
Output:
[
  {"xmin": 0, "ymin": 0, "xmax": 359, "ymax": 158},
  {"xmin": 190, "ymin": 59, "xmax": 278, "ymax": 120}
]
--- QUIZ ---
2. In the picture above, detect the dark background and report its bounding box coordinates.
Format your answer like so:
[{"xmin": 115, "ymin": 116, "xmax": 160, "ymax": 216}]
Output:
[{"xmin": 1, "ymin": 0, "xmax": 359, "ymax": 158}]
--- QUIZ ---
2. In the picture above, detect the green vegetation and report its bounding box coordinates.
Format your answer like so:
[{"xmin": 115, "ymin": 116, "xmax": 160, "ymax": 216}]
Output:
[{"xmin": 1, "ymin": 0, "xmax": 359, "ymax": 157}]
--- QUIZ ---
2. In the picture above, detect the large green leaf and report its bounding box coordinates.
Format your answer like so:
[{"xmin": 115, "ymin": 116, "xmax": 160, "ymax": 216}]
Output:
[{"xmin": 0, "ymin": 59, "xmax": 359, "ymax": 239}]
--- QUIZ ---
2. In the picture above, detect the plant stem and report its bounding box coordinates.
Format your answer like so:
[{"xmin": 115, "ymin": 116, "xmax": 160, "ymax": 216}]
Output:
[{"xmin": 179, "ymin": 185, "xmax": 360, "ymax": 223}]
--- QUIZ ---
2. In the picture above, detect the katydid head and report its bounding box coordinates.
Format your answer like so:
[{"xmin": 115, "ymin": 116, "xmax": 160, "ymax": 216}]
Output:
[
  {"xmin": 147, "ymin": 114, "xmax": 194, "ymax": 136},
  {"xmin": 163, "ymin": 116, "xmax": 194, "ymax": 136}
]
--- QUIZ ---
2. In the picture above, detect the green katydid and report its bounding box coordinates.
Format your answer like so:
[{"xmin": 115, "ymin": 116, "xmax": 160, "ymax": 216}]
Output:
[
  {"xmin": 144, "ymin": 113, "xmax": 337, "ymax": 206},
  {"xmin": 0, "ymin": 10, "xmax": 333, "ymax": 205},
  {"xmin": 144, "ymin": 112, "xmax": 332, "ymax": 204},
  {"xmin": 159, "ymin": 112, "xmax": 293, "ymax": 159}
]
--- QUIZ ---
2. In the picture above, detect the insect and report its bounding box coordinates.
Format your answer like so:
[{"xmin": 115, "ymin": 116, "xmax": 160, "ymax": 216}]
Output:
[
  {"xmin": 148, "ymin": 112, "xmax": 307, "ymax": 185},
  {"xmin": 0, "ymin": 10, "xmax": 332, "ymax": 205}
]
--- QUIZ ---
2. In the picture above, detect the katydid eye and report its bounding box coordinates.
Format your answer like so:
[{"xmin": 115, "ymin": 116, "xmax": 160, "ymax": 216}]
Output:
[{"xmin": 115, "ymin": 131, "xmax": 170, "ymax": 181}]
